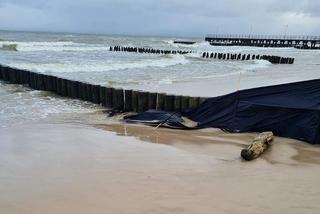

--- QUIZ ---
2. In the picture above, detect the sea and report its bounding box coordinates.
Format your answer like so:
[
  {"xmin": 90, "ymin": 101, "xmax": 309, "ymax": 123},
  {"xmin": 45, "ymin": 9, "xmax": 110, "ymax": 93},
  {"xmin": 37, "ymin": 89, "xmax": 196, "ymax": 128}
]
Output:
[{"xmin": 0, "ymin": 30, "xmax": 320, "ymax": 127}]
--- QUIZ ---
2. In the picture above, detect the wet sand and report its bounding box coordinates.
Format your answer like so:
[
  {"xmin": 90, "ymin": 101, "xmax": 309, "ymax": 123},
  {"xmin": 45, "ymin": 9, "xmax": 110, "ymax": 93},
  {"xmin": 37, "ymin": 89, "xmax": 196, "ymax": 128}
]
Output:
[{"xmin": 1, "ymin": 114, "xmax": 320, "ymax": 214}]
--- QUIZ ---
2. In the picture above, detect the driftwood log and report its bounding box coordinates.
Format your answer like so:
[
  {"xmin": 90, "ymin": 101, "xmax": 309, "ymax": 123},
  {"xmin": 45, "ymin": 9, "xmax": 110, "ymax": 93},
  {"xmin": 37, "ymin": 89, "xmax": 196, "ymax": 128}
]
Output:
[{"xmin": 241, "ymin": 132, "xmax": 274, "ymax": 161}]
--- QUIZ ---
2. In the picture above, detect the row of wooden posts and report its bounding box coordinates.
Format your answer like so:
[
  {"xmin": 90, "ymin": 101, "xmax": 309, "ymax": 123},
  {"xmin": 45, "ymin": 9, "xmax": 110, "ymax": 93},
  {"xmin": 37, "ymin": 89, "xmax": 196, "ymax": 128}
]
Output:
[
  {"xmin": 0, "ymin": 64, "xmax": 206, "ymax": 113},
  {"xmin": 110, "ymin": 45, "xmax": 294, "ymax": 64},
  {"xmin": 201, "ymin": 52, "xmax": 295, "ymax": 64},
  {"xmin": 110, "ymin": 46, "xmax": 192, "ymax": 55}
]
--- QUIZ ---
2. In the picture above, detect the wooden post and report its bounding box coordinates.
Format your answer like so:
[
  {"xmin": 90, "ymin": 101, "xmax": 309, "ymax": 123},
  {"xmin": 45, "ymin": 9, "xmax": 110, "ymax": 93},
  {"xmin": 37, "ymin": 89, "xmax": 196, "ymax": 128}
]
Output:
[
  {"xmin": 174, "ymin": 95, "xmax": 182, "ymax": 112},
  {"xmin": 92, "ymin": 84, "xmax": 101, "ymax": 104},
  {"xmin": 156, "ymin": 93, "xmax": 165, "ymax": 111},
  {"xmin": 36, "ymin": 73, "xmax": 45, "ymax": 90},
  {"xmin": 112, "ymin": 88, "xmax": 124, "ymax": 111},
  {"xmin": 50, "ymin": 76, "xmax": 57, "ymax": 93},
  {"xmin": 241, "ymin": 132, "xmax": 274, "ymax": 161},
  {"xmin": 71, "ymin": 81, "xmax": 80, "ymax": 99},
  {"xmin": 78, "ymin": 82, "xmax": 86, "ymax": 100},
  {"xmin": 131, "ymin": 90, "xmax": 139, "ymax": 112},
  {"xmin": 105, "ymin": 87, "xmax": 114, "ymax": 108},
  {"xmin": 99, "ymin": 86, "xmax": 107, "ymax": 106},
  {"xmin": 66, "ymin": 79, "xmax": 73, "ymax": 97},
  {"xmin": 181, "ymin": 96, "xmax": 190, "ymax": 110},
  {"xmin": 124, "ymin": 89, "xmax": 133, "ymax": 111},
  {"xmin": 148, "ymin": 92, "xmax": 157, "ymax": 110},
  {"xmin": 0, "ymin": 64, "xmax": 2, "ymax": 80},
  {"xmin": 60, "ymin": 78, "xmax": 68, "ymax": 96},
  {"xmin": 164, "ymin": 94, "xmax": 174, "ymax": 112},
  {"xmin": 137, "ymin": 91, "xmax": 149, "ymax": 112},
  {"xmin": 199, "ymin": 97, "xmax": 208, "ymax": 105},
  {"xmin": 85, "ymin": 83, "xmax": 93, "ymax": 102},
  {"xmin": 8, "ymin": 67, "xmax": 18, "ymax": 84},
  {"xmin": 22, "ymin": 70, "xmax": 30, "ymax": 84},
  {"xmin": 1, "ymin": 66, "xmax": 9, "ymax": 81},
  {"xmin": 29, "ymin": 72, "xmax": 36, "ymax": 89},
  {"xmin": 189, "ymin": 97, "xmax": 200, "ymax": 109}
]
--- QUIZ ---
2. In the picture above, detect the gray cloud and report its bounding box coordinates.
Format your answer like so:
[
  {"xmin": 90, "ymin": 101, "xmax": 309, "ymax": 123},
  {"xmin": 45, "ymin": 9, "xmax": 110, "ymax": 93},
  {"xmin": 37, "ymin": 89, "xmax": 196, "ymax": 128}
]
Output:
[{"xmin": 0, "ymin": 0, "xmax": 319, "ymax": 36}]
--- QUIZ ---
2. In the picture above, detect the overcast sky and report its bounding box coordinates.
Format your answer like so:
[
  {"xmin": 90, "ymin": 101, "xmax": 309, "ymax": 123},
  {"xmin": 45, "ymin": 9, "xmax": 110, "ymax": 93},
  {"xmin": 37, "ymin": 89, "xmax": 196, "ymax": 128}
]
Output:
[{"xmin": 0, "ymin": 0, "xmax": 319, "ymax": 37}]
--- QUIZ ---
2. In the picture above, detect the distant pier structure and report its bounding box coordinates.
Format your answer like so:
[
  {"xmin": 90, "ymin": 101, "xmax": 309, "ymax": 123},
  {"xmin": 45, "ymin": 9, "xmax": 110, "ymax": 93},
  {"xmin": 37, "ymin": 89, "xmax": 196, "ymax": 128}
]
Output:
[{"xmin": 205, "ymin": 34, "xmax": 320, "ymax": 49}]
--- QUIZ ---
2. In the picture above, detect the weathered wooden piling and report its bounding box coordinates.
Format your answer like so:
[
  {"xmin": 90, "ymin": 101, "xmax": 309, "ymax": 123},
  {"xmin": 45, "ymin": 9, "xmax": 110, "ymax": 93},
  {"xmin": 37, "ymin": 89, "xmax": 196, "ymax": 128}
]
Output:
[
  {"xmin": 181, "ymin": 96, "xmax": 190, "ymax": 110},
  {"xmin": 137, "ymin": 91, "xmax": 149, "ymax": 112},
  {"xmin": 156, "ymin": 93, "xmax": 166, "ymax": 110},
  {"xmin": 174, "ymin": 95, "xmax": 182, "ymax": 112},
  {"xmin": 131, "ymin": 90, "xmax": 139, "ymax": 112},
  {"xmin": 124, "ymin": 89, "xmax": 133, "ymax": 111},
  {"xmin": 66, "ymin": 79, "xmax": 73, "ymax": 97},
  {"xmin": 36, "ymin": 73, "xmax": 45, "ymax": 90},
  {"xmin": 189, "ymin": 97, "xmax": 200, "ymax": 109},
  {"xmin": 20, "ymin": 70, "xmax": 29, "ymax": 85},
  {"xmin": 164, "ymin": 94, "xmax": 175, "ymax": 112},
  {"xmin": 71, "ymin": 80, "xmax": 79, "ymax": 99},
  {"xmin": 99, "ymin": 86, "xmax": 106, "ymax": 106},
  {"xmin": 78, "ymin": 82, "xmax": 86, "ymax": 101},
  {"xmin": 148, "ymin": 92, "xmax": 157, "ymax": 110},
  {"xmin": 28, "ymin": 72, "xmax": 36, "ymax": 89},
  {"xmin": 199, "ymin": 97, "xmax": 208, "ymax": 105},
  {"xmin": 112, "ymin": 88, "xmax": 124, "ymax": 111},
  {"xmin": 8, "ymin": 67, "xmax": 18, "ymax": 84},
  {"xmin": 0, "ymin": 65, "xmax": 2, "ymax": 80},
  {"xmin": 241, "ymin": 132, "xmax": 274, "ymax": 161},
  {"xmin": 91, "ymin": 84, "xmax": 100, "ymax": 104},
  {"xmin": 105, "ymin": 87, "xmax": 114, "ymax": 108}
]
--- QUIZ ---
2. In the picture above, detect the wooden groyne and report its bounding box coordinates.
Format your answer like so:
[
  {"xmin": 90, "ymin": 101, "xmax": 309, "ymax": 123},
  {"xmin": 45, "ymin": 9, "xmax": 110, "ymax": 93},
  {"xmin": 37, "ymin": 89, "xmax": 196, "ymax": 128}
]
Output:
[
  {"xmin": 205, "ymin": 34, "xmax": 320, "ymax": 49},
  {"xmin": 201, "ymin": 52, "xmax": 295, "ymax": 64},
  {"xmin": 109, "ymin": 46, "xmax": 294, "ymax": 64},
  {"xmin": 109, "ymin": 46, "xmax": 192, "ymax": 55},
  {"xmin": 0, "ymin": 64, "xmax": 207, "ymax": 113}
]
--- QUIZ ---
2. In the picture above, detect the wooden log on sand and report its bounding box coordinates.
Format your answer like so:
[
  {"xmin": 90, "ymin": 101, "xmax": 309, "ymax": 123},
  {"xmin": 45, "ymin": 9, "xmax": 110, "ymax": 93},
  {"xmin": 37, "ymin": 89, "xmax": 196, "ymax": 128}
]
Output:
[{"xmin": 241, "ymin": 132, "xmax": 274, "ymax": 161}]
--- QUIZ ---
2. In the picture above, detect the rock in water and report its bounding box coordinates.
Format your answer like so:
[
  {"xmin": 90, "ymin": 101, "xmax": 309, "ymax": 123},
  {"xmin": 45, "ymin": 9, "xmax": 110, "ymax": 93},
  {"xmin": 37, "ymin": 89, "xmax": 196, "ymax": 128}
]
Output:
[{"xmin": 241, "ymin": 132, "xmax": 274, "ymax": 161}]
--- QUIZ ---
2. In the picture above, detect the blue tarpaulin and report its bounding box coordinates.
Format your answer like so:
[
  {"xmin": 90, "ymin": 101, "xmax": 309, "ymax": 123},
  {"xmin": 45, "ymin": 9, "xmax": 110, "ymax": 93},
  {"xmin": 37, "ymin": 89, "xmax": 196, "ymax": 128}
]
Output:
[{"xmin": 125, "ymin": 79, "xmax": 320, "ymax": 144}]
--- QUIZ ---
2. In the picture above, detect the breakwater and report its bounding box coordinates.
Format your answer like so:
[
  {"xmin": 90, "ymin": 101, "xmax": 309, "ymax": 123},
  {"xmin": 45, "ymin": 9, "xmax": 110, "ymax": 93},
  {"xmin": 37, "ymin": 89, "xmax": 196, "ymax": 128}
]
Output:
[
  {"xmin": 0, "ymin": 64, "xmax": 206, "ymax": 113},
  {"xmin": 110, "ymin": 46, "xmax": 294, "ymax": 64},
  {"xmin": 201, "ymin": 52, "xmax": 294, "ymax": 64},
  {"xmin": 110, "ymin": 46, "xmax": 192, "ymax": 55}
]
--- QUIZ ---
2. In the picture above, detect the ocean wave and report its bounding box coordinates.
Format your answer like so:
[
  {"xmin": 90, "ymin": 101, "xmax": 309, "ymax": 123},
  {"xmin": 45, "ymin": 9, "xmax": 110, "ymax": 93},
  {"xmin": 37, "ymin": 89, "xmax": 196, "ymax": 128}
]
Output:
[
  {"xmin": 0, "ymin": 43, "xmax": 18, "ymax": 51},
  {"xmin": 0, "ymin": 41, "xmax": 108, "ymax": 52},
  {"xmin": 245, "ymin": 59, "xmax": 272, "ymax": 71},
  {"xmin": 8, "ymin": 54, "xmax": 189, "ymax": 73}
]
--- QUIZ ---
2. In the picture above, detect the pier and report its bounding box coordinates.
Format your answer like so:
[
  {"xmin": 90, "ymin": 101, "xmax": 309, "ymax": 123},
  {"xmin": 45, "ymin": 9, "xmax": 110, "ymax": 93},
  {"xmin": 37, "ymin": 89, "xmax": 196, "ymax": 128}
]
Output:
[{"xmin": 205, "ymin": 34, "xmax": 320, "ymax": 49}]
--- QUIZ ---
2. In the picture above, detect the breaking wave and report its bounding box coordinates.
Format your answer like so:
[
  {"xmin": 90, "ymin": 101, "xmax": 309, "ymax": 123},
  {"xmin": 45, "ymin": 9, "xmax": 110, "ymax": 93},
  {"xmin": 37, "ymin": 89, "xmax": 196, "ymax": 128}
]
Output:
[
  {"xmin": 0, "ymin": 41, "xmax": 109, "ymax": 52},
  {"xmin": 8, "ymin": 54, "xmax": 189, "ymax": 73}
]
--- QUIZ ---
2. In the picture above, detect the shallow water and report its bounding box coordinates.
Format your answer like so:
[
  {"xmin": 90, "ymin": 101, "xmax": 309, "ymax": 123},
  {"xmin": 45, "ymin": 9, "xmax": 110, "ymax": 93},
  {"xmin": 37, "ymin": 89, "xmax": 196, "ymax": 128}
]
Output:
[{"xmin": 1, "ymin": 31, "xmax": 320, "ymax": 126}]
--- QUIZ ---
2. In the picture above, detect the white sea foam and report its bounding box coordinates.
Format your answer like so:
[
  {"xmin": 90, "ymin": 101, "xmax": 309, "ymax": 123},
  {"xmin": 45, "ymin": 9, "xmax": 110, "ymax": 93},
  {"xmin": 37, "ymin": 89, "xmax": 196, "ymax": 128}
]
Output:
[
  {"xmin": 0, "ymin": 41, "xmax": 109, "ymax": 52},
  {"xmin": 8, "ymin": 54, "xmax": 189, "ymax": 73},
  {"xmin": 245, "ymin": 59, "xmax": 272, "ymax": 71}
]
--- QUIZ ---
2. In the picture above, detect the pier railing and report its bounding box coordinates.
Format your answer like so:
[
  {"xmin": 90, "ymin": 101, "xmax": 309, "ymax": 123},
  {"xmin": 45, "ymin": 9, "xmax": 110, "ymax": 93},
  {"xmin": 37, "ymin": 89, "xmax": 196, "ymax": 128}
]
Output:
[{"xmin": 205, "ymin": 34, "xmax": 320, "ymax": 41}]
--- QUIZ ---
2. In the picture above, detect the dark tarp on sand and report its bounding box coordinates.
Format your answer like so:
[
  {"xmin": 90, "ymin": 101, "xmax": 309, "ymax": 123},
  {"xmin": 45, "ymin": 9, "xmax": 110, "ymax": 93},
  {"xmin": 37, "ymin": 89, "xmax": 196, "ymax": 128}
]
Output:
[{"xmin": 125, "ymin": 79, "xmax": 320, "ymax": 144}]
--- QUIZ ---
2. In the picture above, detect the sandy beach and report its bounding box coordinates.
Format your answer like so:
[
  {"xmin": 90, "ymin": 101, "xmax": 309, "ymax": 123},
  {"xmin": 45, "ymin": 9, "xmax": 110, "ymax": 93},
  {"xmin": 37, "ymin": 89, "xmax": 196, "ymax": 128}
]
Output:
[{"xmin": 1, "ymin": 112, "xmax": 320, "ymax": 214}]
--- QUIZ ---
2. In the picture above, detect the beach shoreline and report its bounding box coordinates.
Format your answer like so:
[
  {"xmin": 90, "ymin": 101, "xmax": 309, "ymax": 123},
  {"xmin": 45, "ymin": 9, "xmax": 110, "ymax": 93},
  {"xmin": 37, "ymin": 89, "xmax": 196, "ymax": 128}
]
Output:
[{"xmin": 1, "ymin": 112, "xmax": 320, "ymax": 214}]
